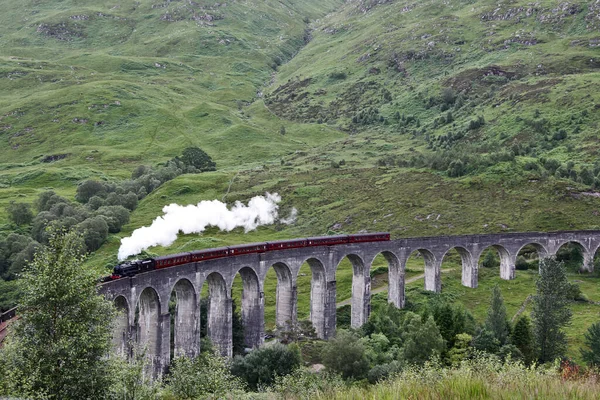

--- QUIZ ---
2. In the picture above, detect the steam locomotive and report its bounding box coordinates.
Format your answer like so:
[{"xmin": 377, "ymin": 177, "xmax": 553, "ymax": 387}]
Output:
[{"xmin": 104, "ymin": 232, "xmax": 390, "ymax": 281}]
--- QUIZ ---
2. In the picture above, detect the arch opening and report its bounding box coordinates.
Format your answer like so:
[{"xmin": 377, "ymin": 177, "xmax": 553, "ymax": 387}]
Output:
[
  {"xmin": 476, "ymin": 246, "xmax": 507, "ymax": 282},
  {"xmin": 263, "ymin": 262, "xmax": 295, "ymax": 333},
  {"xmin": 405, "ymin": 249, "xmax": 439, "ymax": 292},
  {"xmin": 335, "ymin": 254, "xmax": 367, "ymax": 329},
  {"xmin": 295, "ymin": 258, "xmax": 327, "ymax": 339},
  {"xmin": 169, "ymin": 279, "xmax": 197, "ymax": 360},
  {"xmin": 369, "ymin": 252, "xmax": 403, "ymax": 309},
  {"xmin": 113, "ymin": 296, "xmax": 130, "ymax": 357},
  {"xmin": 556, "ymin": 241, "xmax": 592, "ymax": 273},
  {"xmin": 516, "ymin": 243, "xmax": 548, "ymax": 273},
  {"xmin": 440, "ymin": 247, "xmax": 475, "ymax": 288},
  {"xmin": 135, "ymin": 287, "xmax": 161, "ymax": 372},
  {"xmin": 232, "ymin": 267, "xmax": 262, "ymax": 351}
]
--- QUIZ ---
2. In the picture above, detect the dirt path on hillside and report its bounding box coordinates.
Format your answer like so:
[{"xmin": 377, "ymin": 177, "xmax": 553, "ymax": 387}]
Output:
[{"xmin": 336, "ymin": 269, "xmax": 455, "ymax": 308}]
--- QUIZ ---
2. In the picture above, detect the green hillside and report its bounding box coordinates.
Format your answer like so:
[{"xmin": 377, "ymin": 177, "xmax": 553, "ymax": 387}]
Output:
[{"xmin": 1, "ymin": 0, "xmax": 600, "ymax": 362}]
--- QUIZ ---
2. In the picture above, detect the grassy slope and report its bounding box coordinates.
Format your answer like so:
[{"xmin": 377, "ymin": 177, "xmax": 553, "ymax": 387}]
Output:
[{"xmin": 1, "ymin": 0, "xmax": 600, "ymax": 362}]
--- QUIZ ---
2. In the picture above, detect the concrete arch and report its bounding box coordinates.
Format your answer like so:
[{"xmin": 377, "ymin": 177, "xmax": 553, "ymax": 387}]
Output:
[
  {"xmin": 205, "ymin": 272, "xmax": 232, "ymax": 357},
  {"xmin": 171, "ymin": 279, "xmax": 198, "ymax": 358},
  {"xmin": 411, "ymin": 248, "xmax": 441, "ymax": 292},
  {"xmin": 234, "ymin": 266, "xmax": 263, "ymax": 349},
  {"xmin": 515, "ymin": 242, "xmax": 549, "ymax": 276},
  {"xmin": 136, "ymin": 287, "xmax": 161, "ymax": 372},
  {"xmin": 369, "ymin": 251, "xmax": 404, "ymax": 309},
  {"xmin": 299, "ymin": 257, "xmax": 328, "ymax": 338},
  {"xmin": 441, "ymin": 246, "xmax": 477, "ymax": 289},
  {"xmin": 554, "ymin": 240, "xmax": 593, "ymax": 272},
  {"xmin": 270, "ymin": 262, "xmax": 296, "ymax": 330},
  {"xmin": 479, "ymin": 244, "xmax": 514, "ymax": 280},
  {"xmin": 335, "ymin": 253, "xmax": 369, "ymax": 329},
  {"xmin": 113, "ymin": 296, "xmax": 130, "ymax": 357}
]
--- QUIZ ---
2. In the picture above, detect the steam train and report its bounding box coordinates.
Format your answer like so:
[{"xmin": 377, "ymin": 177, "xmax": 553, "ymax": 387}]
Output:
[{"xmin": 104, "ymin": 232, "xmax": 390, "ymax": 281}]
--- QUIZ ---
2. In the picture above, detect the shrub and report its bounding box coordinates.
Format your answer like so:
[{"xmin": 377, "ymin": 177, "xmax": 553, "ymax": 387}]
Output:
[
  {"xmin": 75, "ymin": 180, "xmax": 107, "ymax": 203},
  {"xmin": 179, "ymin": 147, "xmax": 216, "ymax": 172},
  {"xmin": 167, "ymin": 351, "xmax": 245, "ymax": 398},
  {"xmin": 6, "ymin": 202, "xmax": 33, "ymax": 226},
  {"xmin": 322, "ymin": 330, "xmax": 370, "ymax": 380},
  {"xmin": 231, "ymin": 343, "xmax": 301, "ymax": 390},
  {"xmin": 515, "ymin": 256, "xmax": 529, "ymax": 271},
  {"xmin": 76, "ymin": 216, "xmax": 109, "ymax": 252}
]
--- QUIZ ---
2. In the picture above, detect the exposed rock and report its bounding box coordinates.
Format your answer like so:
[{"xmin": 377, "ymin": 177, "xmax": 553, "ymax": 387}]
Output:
[{"xmin": 42, "ymin": 154, "xmax": 69, "ymax": 163}]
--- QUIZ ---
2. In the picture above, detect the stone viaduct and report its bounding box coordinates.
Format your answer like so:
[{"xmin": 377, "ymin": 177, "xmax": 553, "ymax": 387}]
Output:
[{"xmin": 100, "ymin": 230, "xmax": 600, "ymax": 374}]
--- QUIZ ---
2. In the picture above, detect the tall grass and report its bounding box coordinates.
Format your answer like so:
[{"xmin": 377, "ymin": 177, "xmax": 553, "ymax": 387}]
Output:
[{"xmin": 296, "ymin": 356, "xmax": 600, "ymax": 400}]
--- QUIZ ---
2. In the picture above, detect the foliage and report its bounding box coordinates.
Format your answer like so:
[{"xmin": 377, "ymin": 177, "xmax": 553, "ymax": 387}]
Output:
[
  {"xmin": 447, "ymin": 333, "xmax": 473, "ymax": 366},
  {"xmin": 532, "ymin": 257, "xmax": 573, "ymax": 363},
  {"xmin": 166, "ymin": 351, "xmax": 245, "ymax": 399},
  {"xmin": 485, "ymin": 285, "xmax": 510, "ymax": 346},
  {"xmin": 402, "ymin": 314, "xmax": 445, "ymax": 365},
  {"xmin": 109, "ymin": 349, "xmax": 162, "ymax": 400},
  {"xmin": 270, "ymin": 368, "xmax": 345, "ymax": 399},
  {"xmin": 512, "ymin": 315, "xmax": 535, "ymax": 365},
  {"xmin": 481, "ymin": 250, "xmax": 499, "ymax": 269},
  {"xmin": 322, "ymin": 330, "xmax": 370, "ymax": 381},
  {"xmin": 1, "ymin": 229, "xmax": 115, "ymax": 399},
  {"xmin": 472, "ymin": 328, "xmax": 501, "ymax": 354},
  {"xmin": 6, "ymin": 201, "xmax": 33, "ymax": 226},
  {"xmin": 581, "ymin": 322, "xmax": 600, "ymax": 367},
  {"xmin": 178, "ymin": 147, "xmax": 217, "ymax": 172},
  {"xmin": 231, "ymin": 342, "xmax": 301, "ymax": 390}
]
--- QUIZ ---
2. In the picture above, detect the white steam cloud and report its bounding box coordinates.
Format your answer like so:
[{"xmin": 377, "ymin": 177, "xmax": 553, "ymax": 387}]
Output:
[{"xmin": 118, "ymin": 193, "xmax": 296, "ymax": 261}]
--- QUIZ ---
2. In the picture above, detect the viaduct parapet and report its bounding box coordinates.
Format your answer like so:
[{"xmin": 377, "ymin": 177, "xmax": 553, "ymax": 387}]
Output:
[{"xmin": 100, "ymin": 230, "xmax": 600, "ymax": 374}]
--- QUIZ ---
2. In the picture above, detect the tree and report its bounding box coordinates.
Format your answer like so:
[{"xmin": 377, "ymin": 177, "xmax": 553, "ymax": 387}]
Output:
[
  {"xmin": 6, "ymin": 201, "xmax": 33, "ymax": 226},
  {"xmin": 322, "ymin": 330, "xmax": 370, "ymax": 381},
  {"xmin": 402, "ymin": 313, "xmax": 446, "ymax": 365},
  {"xmin": 1, "ymin": 229, "xmax": 115, "ymax": 399},
  {"xmin": 231, "ymin": 343, "xmax": 301, "ymax": 390},
  {"xmin": 485, "ymin": 285, "xmax": 510, "ymax": 346},
  {"xmin": 512, "ymin": 315, "xmax": 535, "ymax": 365},
  {"xmin": 532, "ymin": 257, "xmax": 572, "ymax": 363},
  {"xmin": 481, "ymin": 250, "xmax": 499, "ymax": 268},
  {"xmin": 76, "ymin": 216, "xmax": 109, "ymax": 252},
  {"xmin": 75, "ymin": 180, "xmax": 106, "ymax": 203},
  {"xmin": 179, "ymin": 147, "xmax": 216, "ymax": 172},
  {"xmin": 581, "ymin": 322, "xmax": 600, "ymax": 367}
]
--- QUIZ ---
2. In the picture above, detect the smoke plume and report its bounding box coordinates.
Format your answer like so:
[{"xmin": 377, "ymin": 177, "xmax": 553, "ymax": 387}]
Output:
[{"xmin": 118, "ymin": 193, "xmax": 296, "ymax": 260}]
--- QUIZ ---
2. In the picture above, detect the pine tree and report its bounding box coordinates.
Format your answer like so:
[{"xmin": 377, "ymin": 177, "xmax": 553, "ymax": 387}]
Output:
[
  {"xmin": 532, "ymin": 257, "xmax": 572, "ymax": 363},
  {"xmin": 512, "ymin": 315, "xmax": 534, "ymax": 365},
  {"xmin": 581, "ymin": 322, "xmax": 600, "ymax": 367},
  {"xmin": 485, "ymin": 285, "xmax": 510, "ymax": 346},
  {"xmin": 1, "ymin": 229, "xmax": 115, "ymax": 399}
]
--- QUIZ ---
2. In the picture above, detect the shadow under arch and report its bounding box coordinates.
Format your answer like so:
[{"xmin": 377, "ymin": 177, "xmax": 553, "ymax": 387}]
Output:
[
  {"xmin": 270, "ymin": 262, "xmax": 295, "ymax": 330},
  {"xmin": 233, "ymin": 266, "xmax": 262, "ymax": 349},
  {"xmin": 113, "ymin": 295, "xmax": 130, "ymax": 357},
  {"xmin": 555, "ymin": 240, "xmax": 593, "ymax": 272},
  {"xmin": 204, "ymin": 272, "xmax": 231, "ymax": 357},
  {"xmin": 136, "ymin": 287, "xmax": 161, "ymax": 371},
  {"xmin": 440, "ymin": 246, "xmax": 476, "ymax": 288},
  {"xmin": 170, "ymin": 278, "xmax": 198, "ymax": 358},
  {"xmin": 515, "ymin": 242, "xmax": 549, "ymax": 276}
]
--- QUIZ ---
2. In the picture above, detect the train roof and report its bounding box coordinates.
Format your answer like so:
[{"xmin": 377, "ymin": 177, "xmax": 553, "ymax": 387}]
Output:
[
  {"xmin": 228, "ymin": 242, "xmax": 267, "ymax": 250},
  {"xmin": 155, "ymin": 253, "xmax": 189, "ymax": 261},
  {"xmin": 190, "ymin": 247, "xmax": 230, "ymax": 254}
]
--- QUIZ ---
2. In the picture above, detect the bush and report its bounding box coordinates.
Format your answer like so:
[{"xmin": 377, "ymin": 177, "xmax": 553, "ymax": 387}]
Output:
[
  {"xmin": 6, "ymin": 202, "xmax": 33, "ymax": 226},
  {"xmin": 95, "ymin": 205, "xmax": 130, "ymax": 233},
  {"xmin": 322, "ymin": 330, "xmax": 370, "ymax": 381},
  {"xmin": 179, "ymin": 147, "xmax": 216, "ymax": 172},
  {"xmin": 76, "ymin": 216, "xmax": 109, "ymax": 252},
  {"xmin": 231, "ymin": 343, "xmax": 301, "ymax": 390},
  {"xmin": 167, "ymin": 351, "xmax": 245, "ymax": 398},
  {"xmin": 515, "ymin": 256, "xmax": 530, "ymax": 271},
  {"xmin": 75, "ymin": 180, "xmax": 107, "ymax": 203}
]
